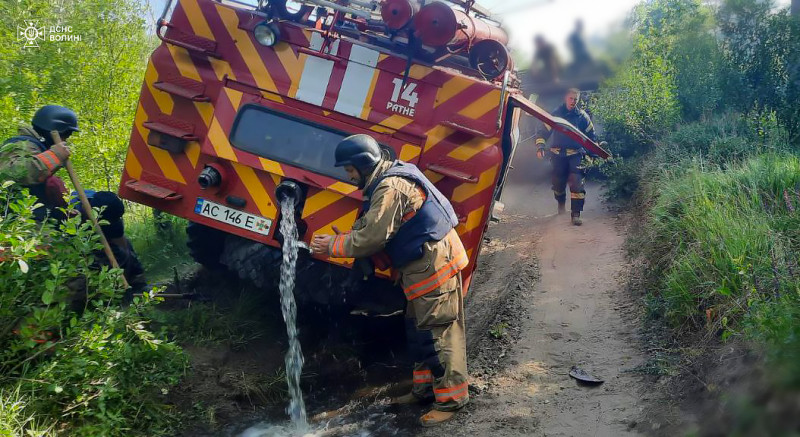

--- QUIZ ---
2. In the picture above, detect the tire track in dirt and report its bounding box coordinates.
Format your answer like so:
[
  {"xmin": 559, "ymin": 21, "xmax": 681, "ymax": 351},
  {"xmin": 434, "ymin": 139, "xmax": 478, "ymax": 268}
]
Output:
[{"xmin": 425, "ymin": 181, "xmax": 650, "ymax": 436}]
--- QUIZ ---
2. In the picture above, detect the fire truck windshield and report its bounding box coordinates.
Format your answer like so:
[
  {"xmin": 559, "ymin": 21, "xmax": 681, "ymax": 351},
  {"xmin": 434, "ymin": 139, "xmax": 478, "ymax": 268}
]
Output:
[{"xmin": 229, "ymin": 104, "xmax": 352, "ymax": 182}]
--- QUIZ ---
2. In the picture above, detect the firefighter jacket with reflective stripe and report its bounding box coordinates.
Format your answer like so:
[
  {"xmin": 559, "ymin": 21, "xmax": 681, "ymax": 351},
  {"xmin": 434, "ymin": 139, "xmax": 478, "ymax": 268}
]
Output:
[
  {"xmin": 0, "ymin": 128, "xmax": 68, "ymax": 221},
  {"xmin": 363, "ymin": 161, "xmax": 459, "ymax": 267},
  {"xmin": 328, "ymin": 160, "xmax": 468, "ymax": 300},
  {"xmin": 534, "ymin": 104, "xmax": 597, "ymax": 155}
]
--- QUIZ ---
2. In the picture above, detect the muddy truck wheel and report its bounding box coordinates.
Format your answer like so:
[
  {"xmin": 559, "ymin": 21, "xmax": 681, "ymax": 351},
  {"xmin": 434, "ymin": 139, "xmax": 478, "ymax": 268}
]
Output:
[
  {"xmin": 220, "ymin": 235, "xmax": 282, "ymax": 288},
  {"xmin": 219, "ymin": 235, "xmax": 348, "ymax": 305},
  {"xmin": 186, "ymin": 222, "xmax": 227, "ymax": 269},
  {"xmin": 218, "ymin": 236, "xmax": 405, "ymax": 314}
]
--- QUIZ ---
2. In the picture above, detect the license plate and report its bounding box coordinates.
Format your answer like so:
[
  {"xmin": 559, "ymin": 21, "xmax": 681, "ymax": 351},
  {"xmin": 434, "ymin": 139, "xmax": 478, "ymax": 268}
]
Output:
[{"xmin": 194, "ymin": 198, "xmax": 273, "ymax": 236}]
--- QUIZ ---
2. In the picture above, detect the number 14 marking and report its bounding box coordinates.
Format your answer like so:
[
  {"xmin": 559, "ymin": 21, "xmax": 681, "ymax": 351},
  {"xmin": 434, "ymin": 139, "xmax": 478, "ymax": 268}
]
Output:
[{"xmin": 390, "ymin": 78, "xmax": 419, "ymax": 108}]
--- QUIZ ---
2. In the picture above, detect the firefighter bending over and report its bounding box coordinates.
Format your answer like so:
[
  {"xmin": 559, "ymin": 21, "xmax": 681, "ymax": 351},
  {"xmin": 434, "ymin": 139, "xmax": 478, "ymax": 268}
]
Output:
[
  {"xmin": 535, "ymin": 88, "xmax": 597, "ymax": 226},
  {"xmin": 0, "ymin": 105, "xmax": 144, "ymax": 285},
  {"xmin": 310, "ymin": 134, "xmax": 469, "ymax": 427}
]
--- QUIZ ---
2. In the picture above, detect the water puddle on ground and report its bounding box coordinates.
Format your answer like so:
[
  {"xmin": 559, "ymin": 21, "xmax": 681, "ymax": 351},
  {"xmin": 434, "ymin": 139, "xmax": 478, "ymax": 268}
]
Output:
[{"xmin": 237, "ymin": 398, "xmax": 405, "ymax": 437}]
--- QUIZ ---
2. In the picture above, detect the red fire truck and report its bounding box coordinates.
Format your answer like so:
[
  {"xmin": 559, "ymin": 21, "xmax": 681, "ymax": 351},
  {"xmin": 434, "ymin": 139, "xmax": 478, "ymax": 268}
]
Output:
[{"xmin": 118, "ymin": 0, "xmax": 605, "ymax": 310}]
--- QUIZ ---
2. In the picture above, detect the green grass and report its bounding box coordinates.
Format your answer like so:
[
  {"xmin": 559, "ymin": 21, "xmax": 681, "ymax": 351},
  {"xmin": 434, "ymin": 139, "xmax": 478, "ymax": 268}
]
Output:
[
  {"xmin": 0, "ymin": 389, "xmax": 57, "ymax": 437},
  {"xmin": 146, "ymin": 289, "xmax": 274, "ymax": 350},
  {"xmin": 638, "ymin": 152, "xmax": 800, "ymax": 386},
  {"xmin": 489, "ymin": 322, "xmax": 509, "ymax": 339},
  {"xmin": 124, "ymin": 204, "xmax": 195, "ymax": 283}
]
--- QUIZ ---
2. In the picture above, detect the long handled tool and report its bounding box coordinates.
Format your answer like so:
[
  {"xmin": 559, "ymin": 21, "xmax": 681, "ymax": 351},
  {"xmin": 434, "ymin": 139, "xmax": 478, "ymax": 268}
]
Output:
[{"xmin": 50, "ymin": 131, "xmax": 129, "ymax": 289}]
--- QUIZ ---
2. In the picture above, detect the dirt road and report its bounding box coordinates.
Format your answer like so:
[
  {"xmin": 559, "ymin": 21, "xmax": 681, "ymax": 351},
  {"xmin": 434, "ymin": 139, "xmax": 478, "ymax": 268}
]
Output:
[
  {"xmin": 175, "ymin": 177, "xmax": 655, "ymax": 436},
  {"xmin": 427, "ymin": 180, "xmax": 649, "ymax": 436}
]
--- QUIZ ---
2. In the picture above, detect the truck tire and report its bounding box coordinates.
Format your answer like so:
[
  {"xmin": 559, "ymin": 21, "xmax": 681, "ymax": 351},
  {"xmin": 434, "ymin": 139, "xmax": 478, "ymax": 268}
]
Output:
[
  {"xmin": 220, "ymin": 235, "xmax": 282, "ymax": 288},
  {"xmin": 217, "ymin": 235, "xmax": 404, "ymax": 316},
  {"xmin": 186, "ymin": 222, "xmax": 226, "ymax": 269}
]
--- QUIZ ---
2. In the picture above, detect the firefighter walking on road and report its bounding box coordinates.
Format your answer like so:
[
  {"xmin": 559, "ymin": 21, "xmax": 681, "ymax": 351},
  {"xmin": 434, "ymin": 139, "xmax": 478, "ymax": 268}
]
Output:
[
  {"xmin": 535, "ymin": 88, "xmax": 597, "ymax": 225},
  {"xmin": 0, "ymin": 105, "xmax": 144, "ymax": 285},
  {"xmin": 310, "ymin": 134, "xmax": 469, "ymax": 427}
]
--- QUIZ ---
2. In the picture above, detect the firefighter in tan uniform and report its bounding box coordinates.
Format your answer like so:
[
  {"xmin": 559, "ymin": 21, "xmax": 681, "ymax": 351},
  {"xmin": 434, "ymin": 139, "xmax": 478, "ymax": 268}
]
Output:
[{"xmin": 311, "ymin": 134, "xmax": 469, "ymax": 426}]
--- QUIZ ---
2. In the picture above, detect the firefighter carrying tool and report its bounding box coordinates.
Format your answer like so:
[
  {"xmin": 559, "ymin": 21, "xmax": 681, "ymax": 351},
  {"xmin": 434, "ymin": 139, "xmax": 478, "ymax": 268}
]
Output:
[
  {"xmin": 310, "ymin": 134, "xmax": 469, "ymax": 427},
  {"xmin": 534, "ymin": 88, "xmax": 599, "ymax": 226},
  {"xmin": 0, "ymin": 105, "xmax": 144, "ymax": 287}
]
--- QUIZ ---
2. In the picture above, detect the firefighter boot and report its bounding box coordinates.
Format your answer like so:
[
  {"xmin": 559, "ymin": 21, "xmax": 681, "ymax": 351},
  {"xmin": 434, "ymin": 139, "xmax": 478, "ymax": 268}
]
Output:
[
  {"xmin": 571, "ymin": 212, "xmax": 583, "ymax": 226},
  {"xmin": 558, "ymin": 202, "xmax": 566, "ymax": 215},
  {"xmin": 420, "ymin": 409, "xmax": 456, "ymax": 427}
]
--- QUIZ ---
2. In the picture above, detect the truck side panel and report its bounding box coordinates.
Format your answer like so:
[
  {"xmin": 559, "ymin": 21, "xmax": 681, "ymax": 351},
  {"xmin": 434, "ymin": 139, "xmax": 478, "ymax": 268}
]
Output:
[{"xmin": 119, "ymin": 0, "xmax": 508, "ymax": 291}]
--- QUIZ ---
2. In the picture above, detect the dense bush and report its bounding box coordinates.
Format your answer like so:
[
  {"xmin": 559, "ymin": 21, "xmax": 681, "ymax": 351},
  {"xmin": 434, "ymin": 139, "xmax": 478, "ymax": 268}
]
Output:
[
  {"xmin": 0, "ymin": 185, "xmax": 186, "ymax": 435},
  {"xmin": 593, "ymin": 0, "xmax": 713, "ymax": 157},
  {"xmin": 594, "ymin": 0, "xmax": 799, "ymax": 171}
]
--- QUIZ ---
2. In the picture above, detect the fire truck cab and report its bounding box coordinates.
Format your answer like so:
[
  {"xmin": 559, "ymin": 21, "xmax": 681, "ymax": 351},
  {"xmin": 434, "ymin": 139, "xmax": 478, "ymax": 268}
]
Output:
[{"xmin": 119, "ymin": 0, "xmax": 601, "ymax": 311}]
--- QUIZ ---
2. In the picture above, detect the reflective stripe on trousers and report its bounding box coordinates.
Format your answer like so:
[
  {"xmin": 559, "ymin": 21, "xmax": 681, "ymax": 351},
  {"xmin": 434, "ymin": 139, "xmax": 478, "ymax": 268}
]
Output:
[
  {"xmin": 403, "ymin": 234, "xmax": 469, "ymax": 301},
  {"xmin": 406, "ymin": 272, "xmax": 469, "ymax": 411}
]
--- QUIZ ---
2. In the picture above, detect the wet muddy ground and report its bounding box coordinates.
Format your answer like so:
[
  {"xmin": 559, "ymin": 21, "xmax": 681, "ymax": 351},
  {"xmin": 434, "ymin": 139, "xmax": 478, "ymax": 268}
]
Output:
[{"xmin": 161, "ymin": 177, "xmax": 665, "ymax": 436}]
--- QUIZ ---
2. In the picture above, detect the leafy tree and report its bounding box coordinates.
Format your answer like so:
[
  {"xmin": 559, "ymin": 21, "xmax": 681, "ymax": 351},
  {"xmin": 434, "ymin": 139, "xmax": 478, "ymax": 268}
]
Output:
[
  {"xmin": 718, "ymin": 0, "xmax": 800, "ymax": 145},
  {"xmin": 0, "ymin": 0, "xmax": 157, "ymax": 190},
  {"xmin": 593, "ymin": 0, "xmax": 693, "ymax": 156}
]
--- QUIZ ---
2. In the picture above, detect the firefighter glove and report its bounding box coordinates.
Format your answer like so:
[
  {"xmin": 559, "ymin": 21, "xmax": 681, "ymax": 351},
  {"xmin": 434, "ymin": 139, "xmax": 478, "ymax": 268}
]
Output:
[
  {"xmin": 50, "ymin": 142, "xmax": 71, "ymax": 162},
  {"xmin": 536, "ymin": 147, "xmax": 546, "ymax": 160}
]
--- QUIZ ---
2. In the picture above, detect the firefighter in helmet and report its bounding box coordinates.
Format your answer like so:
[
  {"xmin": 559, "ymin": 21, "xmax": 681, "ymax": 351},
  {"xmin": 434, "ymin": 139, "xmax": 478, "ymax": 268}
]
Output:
[
  {"xmin": 535, "ymin": 88, "xmax": 597, "ymax": 225},
  {"xmin": 310, "ymin": 134, "xmax": 469, "ymax": 426},
  {"xmin": 0, "ymin": 105, "xmax": 144, "ymax": 285}
]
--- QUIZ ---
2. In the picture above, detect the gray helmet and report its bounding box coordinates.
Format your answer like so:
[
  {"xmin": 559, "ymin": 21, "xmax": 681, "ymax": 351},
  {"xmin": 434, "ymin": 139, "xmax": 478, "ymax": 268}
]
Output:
[
  {"xmin": 334, "ymin": 134, "xmax": 382, "ymax": 171},
  {"xmin": 32, "ymin": 105, "xmax": 80, "ymax": 137}
]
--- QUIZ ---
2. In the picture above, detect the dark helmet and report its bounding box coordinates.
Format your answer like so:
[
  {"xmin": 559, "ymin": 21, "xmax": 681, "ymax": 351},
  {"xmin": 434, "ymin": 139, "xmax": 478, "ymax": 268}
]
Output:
[
  {"xmin": 334, "ymin": 134, "xmax": 382, "ymax": 171},
  {"xmin": 32, "ymin": 105, "xmax": 80, "ymax": 137}
]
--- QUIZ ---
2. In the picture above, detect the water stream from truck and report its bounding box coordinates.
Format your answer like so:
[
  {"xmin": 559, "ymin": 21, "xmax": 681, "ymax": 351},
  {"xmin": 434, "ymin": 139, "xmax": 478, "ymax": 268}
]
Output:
[
  {"xmin": 278, "ymin": 195, "xmax": 308, "ymax": 430},
  {"xmin": 236, "ymin": 196, "xmax": 409, "ymax": 436}
]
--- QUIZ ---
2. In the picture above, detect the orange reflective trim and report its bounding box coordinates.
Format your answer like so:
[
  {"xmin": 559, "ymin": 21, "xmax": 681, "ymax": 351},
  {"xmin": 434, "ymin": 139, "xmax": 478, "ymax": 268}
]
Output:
[
  {"xmin": 433, "ymin": 381, "xmax": 468, "ymax": 394},
  {"xmin": 413, "ymin": 369, "xmax": 434, "ymax": 384},
  {"xmin": 433, "ymin": 382, "xmax": 469, "ymax": 402},
  {"xmin": 35, "ymin": 150, "xmax": 60, "ymax": 172},
  {"xmin": 404, "ymin": 245, "xmax": 469, "ymax": 300},
  {"xmin": 331, "ymin": 234, "xmax": 348, "ymax": 258},
  {"xmin": 45, "ymin": 150, "xmax": 61, "ymax": 169}
]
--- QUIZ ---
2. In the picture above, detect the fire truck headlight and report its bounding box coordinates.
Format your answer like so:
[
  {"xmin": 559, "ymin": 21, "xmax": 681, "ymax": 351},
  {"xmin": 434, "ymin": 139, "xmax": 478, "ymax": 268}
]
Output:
[{"xmin": 254, "ymin": 22, "xmax": 280, "ymax": 47}]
